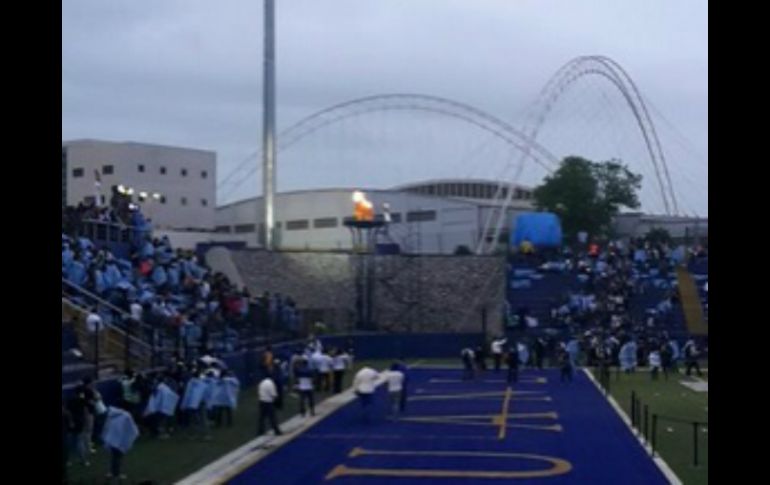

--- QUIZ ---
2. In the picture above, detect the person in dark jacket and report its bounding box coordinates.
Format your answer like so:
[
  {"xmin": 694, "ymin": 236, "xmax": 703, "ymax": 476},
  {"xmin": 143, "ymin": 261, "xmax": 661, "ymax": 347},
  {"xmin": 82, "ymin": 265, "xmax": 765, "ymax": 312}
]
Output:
[{"xmin": 506, "ymin": 345, "xmax": 520, "ymax": 384}]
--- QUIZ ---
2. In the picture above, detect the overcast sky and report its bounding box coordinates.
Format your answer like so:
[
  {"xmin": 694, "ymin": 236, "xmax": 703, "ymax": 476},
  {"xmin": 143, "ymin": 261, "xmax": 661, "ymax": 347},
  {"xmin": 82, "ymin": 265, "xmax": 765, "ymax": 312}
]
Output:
[{"xmin": 62, "ymin": 0, "xmax": 707, "ymax": 215}]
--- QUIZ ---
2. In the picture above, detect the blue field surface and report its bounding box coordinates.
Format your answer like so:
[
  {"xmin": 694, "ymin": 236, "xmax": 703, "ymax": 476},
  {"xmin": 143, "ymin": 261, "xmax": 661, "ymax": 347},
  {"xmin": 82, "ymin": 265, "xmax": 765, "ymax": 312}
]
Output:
[{"xmin": 229, "ymin": 368, "xmax": 669, "ymax": 484}]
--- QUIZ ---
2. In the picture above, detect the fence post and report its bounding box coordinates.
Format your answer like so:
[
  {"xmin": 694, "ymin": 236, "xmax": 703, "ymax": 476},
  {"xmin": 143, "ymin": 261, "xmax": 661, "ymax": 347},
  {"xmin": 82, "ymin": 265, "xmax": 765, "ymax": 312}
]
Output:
[
  {"xmin": 643, "ymin": 405, "xmax": 649, "ymax": 443},
  {"xmin": 630, "ymin": 391, "xmax": 636, "ymax": 428},
  {"xmin": 693, "ymin": 421, "xmax": 699, "ymax": 467},
  {"xmin": 651, "ymin": 414, "xmax": 658, "ymax": 456}
]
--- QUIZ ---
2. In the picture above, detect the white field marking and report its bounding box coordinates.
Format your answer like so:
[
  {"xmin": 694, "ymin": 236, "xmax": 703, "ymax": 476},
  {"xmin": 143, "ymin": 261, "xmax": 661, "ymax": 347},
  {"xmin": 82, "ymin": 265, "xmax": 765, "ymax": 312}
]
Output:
[{"xmin": 583, "ymin": 368, "xmax": 683, "ymax": 485}]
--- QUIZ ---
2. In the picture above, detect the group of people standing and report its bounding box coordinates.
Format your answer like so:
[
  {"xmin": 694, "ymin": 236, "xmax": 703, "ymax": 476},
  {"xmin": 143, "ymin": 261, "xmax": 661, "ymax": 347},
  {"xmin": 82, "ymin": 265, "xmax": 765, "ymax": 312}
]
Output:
[{"xmin": 63, "ymin": 355, "xmax": 241, "ymax": 483}]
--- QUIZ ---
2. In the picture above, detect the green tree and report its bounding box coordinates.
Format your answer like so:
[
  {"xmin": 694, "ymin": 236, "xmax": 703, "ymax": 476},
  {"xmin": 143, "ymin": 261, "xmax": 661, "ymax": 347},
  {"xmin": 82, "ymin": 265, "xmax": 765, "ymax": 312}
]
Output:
[{"xmin": 533, "ymin": 156, "xmax": 642, "ymax": 241}]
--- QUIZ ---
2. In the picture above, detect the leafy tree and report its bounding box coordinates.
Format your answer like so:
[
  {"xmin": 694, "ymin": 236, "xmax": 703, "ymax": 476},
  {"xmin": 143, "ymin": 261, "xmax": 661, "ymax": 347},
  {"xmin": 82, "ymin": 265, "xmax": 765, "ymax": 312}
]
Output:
[{"xmin": 533, "ymin": 156, "xmax": 642, "ymax": 241}]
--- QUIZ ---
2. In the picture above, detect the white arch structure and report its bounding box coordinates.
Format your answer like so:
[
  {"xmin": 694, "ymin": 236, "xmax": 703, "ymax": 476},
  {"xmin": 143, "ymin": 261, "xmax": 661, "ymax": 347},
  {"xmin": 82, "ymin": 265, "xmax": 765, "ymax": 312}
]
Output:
[
  {"xmin": 218, "ymin": 57, "xmax": 679, "ymax": 254},
  {"xmin": 475, "ymin": 55, "xmax": 679, "ymax": 254},
  {"xmin": 218, "ymin": 93, "xmax": 561, "ymax": 199}
]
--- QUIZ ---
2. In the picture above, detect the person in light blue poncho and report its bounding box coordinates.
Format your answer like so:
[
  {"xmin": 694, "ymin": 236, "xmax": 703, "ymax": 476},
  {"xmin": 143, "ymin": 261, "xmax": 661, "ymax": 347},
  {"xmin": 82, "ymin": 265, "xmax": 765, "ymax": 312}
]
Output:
[
  {"xmin": 101, "ymin": 406, "xmax": 139, "ymax": 481},
  {"xmin": 67, "ymin": 259, "xmax": 87, "ymax": 286},
  {"xmin": 212, "ymin": 370, "xmax": 240, "ymax": 427},
  {"xmin": 144, "ymin": 377, "xmax": 180, "ymax": 438},
  {"xmin": 180, "ymin": 372, "xmax": 210, "ymax": 440},
  {"xmin": 619, "ymin": 340, "xmax": 638, "ymax": 373}
]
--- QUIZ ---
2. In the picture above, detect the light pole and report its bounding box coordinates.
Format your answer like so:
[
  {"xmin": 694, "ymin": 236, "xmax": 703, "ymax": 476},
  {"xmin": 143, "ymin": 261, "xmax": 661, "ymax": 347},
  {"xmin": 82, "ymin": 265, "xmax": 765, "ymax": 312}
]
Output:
[{"xmin": 262, "ymin": 0, "xmax": 277, "ymax": 250}]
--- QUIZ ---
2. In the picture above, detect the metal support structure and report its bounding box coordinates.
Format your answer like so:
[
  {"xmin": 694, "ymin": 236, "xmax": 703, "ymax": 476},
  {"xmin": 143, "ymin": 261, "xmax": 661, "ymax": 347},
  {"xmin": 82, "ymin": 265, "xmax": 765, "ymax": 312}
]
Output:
[
  {"xmin": 345, "ymin": 218, "xmax": 385, "ymax": 331},
  {"xmin": 262, "ymin": 0, "xmax": 277, "ymax": 250}
]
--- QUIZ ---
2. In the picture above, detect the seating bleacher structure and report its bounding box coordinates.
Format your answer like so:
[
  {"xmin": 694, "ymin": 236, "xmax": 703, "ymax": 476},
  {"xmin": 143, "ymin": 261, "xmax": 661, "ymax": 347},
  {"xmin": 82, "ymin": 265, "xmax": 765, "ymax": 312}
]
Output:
[{"xmin": 61, "ymin": 209, "xmax": 301, "ymax": 386}]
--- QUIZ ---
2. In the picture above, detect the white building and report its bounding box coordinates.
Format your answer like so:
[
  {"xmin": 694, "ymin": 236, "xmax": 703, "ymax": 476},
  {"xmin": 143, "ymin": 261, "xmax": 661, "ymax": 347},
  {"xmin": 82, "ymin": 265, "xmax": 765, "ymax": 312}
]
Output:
[
  {"xmin": 215, "ymin": 179, "xmax": 536, "ymax": 253},
  {"xmin": 62, "ymin": 139, "xmax": 217, "ymax": 230}
]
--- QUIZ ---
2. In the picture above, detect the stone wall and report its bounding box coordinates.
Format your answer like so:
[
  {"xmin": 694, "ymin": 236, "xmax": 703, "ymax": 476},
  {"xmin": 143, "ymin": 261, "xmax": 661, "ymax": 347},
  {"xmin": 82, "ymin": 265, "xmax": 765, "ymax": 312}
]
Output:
[{"xmin": 224, "ymin": 249, "xmax": 505, "ymax": 335}]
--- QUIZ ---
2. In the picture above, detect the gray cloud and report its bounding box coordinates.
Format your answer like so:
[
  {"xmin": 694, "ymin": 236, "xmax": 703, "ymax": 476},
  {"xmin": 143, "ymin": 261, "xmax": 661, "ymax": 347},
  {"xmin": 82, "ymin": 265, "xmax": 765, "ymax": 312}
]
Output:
[{"xmin": 63, "ymin": 0, "xmax": 707, "ymax": 215}]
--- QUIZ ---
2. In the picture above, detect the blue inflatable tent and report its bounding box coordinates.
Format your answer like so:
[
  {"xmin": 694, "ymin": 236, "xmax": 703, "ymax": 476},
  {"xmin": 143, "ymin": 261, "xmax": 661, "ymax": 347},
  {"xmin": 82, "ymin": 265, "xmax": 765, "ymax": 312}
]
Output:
[{"xmin": 511, "ymin": 212, "xmax": 563, "ymax": 247}]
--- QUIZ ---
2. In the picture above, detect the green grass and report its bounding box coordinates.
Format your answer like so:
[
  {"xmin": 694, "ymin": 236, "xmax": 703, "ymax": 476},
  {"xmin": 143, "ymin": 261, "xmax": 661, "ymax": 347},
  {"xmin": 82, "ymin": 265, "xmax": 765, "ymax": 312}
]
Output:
[
  {"xmin": 602, "ymin": 369, "xmax": 708, "ymax": 485},
  {"xmin": 66, "ymin": 359, "xmax": 399, "ymax": 485}
]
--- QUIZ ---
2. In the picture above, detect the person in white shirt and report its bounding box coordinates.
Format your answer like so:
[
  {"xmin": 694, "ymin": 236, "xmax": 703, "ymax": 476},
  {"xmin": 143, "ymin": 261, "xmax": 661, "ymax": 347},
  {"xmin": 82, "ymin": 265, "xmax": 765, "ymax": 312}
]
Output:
[
  {"xmin": 331, "ymin": 349, "xmax": 350, "ymax": 394},
  {"xmin": 353, "ymin": 367, "xmax": 379, "ymax": 422},
  {"xmin": 294, "ymin": 359, "xmax": 316, "ymax": 417},
  {"xmin": 317, "ymin": 351, "xmax": 333, "ymax": 393},
  {"xmin": 648, "ymin": 350, "xmax": 662, "ymax": 380},
  {"xmin": 257, "ymin": 376, "xmax": 282, "ymax": 436},
  {"xmin": 491, "ymin": 337, "xmax": 507, "ymax": 372},
  {"xmin": 310, "ymin": 350, "xmax": 325, "ymax": 390},
  {"xmin": 382, "ymin": 365, "xmax": 405, "ymax": 417}
]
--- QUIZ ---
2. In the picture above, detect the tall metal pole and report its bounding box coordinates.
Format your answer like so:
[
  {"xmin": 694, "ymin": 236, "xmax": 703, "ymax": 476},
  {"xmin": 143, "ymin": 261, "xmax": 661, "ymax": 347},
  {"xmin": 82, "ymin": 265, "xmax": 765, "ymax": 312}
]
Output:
[{"xmin": 262, "ymin": 0, "xmax": 277, "ymax": 250}]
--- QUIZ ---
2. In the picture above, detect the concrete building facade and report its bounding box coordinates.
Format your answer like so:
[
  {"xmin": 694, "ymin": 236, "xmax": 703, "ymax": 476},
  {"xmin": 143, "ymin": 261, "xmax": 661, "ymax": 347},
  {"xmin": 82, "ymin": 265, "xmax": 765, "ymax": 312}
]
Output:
[
  {"xmin": 215, "ymin": 179, "xmax": 536, "ymax": 254},
  {"xmin": 62, "ymin": 139, "xmax": 217, "ymax": 230}
]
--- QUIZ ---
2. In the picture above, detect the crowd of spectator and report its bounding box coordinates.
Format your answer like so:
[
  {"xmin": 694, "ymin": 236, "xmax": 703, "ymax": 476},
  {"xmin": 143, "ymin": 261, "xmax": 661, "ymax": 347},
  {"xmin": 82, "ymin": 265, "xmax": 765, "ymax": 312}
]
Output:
[
  {"xmin": 507, "ymin": 237, "xmax": 708, "ymax": 375},
  {"xmin": 62, "ymin": 207, "xmax": 302, "ymax": 365}
]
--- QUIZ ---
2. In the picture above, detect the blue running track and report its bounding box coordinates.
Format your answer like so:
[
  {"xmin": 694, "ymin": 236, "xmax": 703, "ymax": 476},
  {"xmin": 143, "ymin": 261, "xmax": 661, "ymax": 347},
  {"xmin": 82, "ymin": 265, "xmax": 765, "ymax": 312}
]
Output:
[{"xmin": 228, "ymin": 368, "xmax": 669, "ymax": 484}]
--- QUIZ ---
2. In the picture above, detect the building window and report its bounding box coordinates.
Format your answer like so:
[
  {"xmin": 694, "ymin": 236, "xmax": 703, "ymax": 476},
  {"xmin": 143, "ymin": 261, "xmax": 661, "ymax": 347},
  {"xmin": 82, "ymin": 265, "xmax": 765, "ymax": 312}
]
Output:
[
  {"xmin": 138, "ymin": 164, "xmax": 145, "ymax": 173},
  {"xmin": 390, "ymin": 213, "xmax": 402, "ymax": 223},
  {"xmin": 102, "ymin": 165, "xmax": 114, "ymax": 175},
  {"xmin": 201, "ymin": 198, "xmax": 208, "ymax": 207},
  {"xmin": 72, "ymin": 168, "xmax": 84, "ymax": 178},
  {"xmin": 201, "ymin": 170, "xmax": 208, "ymax": 179},
  {"xmin": 286, "ymin": 219, "xmax": 309, "ymax": 230},
  {"xmin": 181, "ymin": 197, "xmax": 187, "ymax": 206},
  {"xmin": 160, "ymin": 167, "xmax": 167, "ymax": 175},
  {"xmin": 313, "ymin": 217, "xmax": 338, "ymax": 229},
  {"xmin": 181, "ymin": 168, "xmax": 188, "ymax": 177},
  {"xmin": 406, "ymin": 210, "xmax": 437, "ymax": 222},
  {"xmin": 215, "ymin": 225, "xmax": 232, "ymax": 233},
  {"xmin": 234, "ymin": 224, "xmax": 256, "ymax": 234}
]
